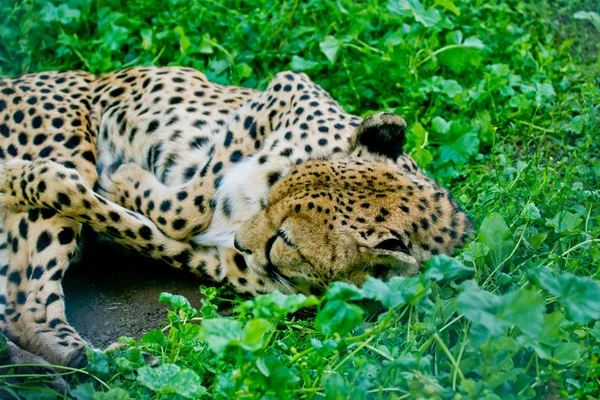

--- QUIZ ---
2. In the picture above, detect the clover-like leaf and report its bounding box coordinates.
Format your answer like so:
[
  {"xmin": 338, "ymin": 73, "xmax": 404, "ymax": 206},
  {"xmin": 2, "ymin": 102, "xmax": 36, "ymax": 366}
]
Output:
[
  {"xmin": 316, "ymin": 300, "xmax": 364, "ymax": 336},
  {"xmin": 320, "ymin": 36, "xmax": 341, "ymax": 64}
]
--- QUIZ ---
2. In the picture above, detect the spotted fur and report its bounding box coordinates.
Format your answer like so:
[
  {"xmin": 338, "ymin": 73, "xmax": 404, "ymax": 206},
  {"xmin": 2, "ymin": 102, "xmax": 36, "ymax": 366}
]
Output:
[{"xmin": 0, "ymin": 67, "xmax": 471, "ymax": 368}]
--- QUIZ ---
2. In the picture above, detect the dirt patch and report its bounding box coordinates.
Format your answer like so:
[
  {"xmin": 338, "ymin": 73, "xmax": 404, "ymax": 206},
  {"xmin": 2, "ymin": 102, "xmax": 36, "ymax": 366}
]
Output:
[{"xmin": 63, "ymin": 230, "xmax": 214, "ymax": 348}]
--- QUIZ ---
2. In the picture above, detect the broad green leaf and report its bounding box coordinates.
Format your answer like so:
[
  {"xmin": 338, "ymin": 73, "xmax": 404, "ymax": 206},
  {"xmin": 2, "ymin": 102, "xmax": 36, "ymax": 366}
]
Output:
[
  {"xmin": 490, "ymin": 63, "xmax": 510, "ymax": 76},
  {"xmin": 159, "ymin": 292, "xmax": 197, "ymax": 321},
  {"xmin": 137, "ymin": 364, "xmax": 206, "ymax": 399},
  {"xmin": 198, "ymin": 318, "xmax": 243, "ymax": 355},
  {"xmin": 431, "ymin": 116, "xmax": 450, "ymax": 134},
  {"xmin": 362, "ymin": 276, "xmax": 403, "ymax": 308},
  {"xmin": 545, "ymin": 211, "xmax": 583, "ymax": 235},
  {"xmin": 323, "ymin": 372, "xmax": 349, "ymax": 400},
  {"xmin": 537, "ymin": 312, "xmax": 567, "ymax": 346},
  {"xmin": 72, "ymin": 383, "xmax": 96, "ymax": 400},
  {"xmin": 553, "ymin": 342, "xmax": 580, "ymax": 364},
  {"xmin": 139, "ymin": 330, "xmax": 166, "ymax": 346},
  {"xmin": 437, "ymin": 35, "xmax": 486, "ymax": 73},
  {"xmin": 439, "ymin": 132, "xmax": 480, "ymax": 166},
  {"xmin": 316, "ymin": 300, "xmax": 364, "ymax": 336},
  {"xmin": 590, "ymin": 321, "xmax": 600, "ymax": 341},
  {"xmin": 72, "ymin": 384, "xmax": 134, "ymax": 400},
  {"xmin": 320, "ymin": 36, "xmax": 341, "ymax": 64},
  {"xmin": 424, "ymin": 254, "xmax": 474, "ymax": 282},
  {"xmin": 574, "ymin": 11, "xmax": 600, "ymax": 32},
  {"xmin": 397, "ymin": 0, "xmax": 441, "ymax": 27},
  {"xmin": 500, "ymin": 289, "xmax": 545, "ymax": 338},
  {"xmin": 523, "ymin": 203, "xmax": 541, "ymax": 222},
  {"xmin": 236, "ymin": 63, "xmax": 253, "ymax": 79},
  {"xmin": 435, "ymin": 0, "xmax": 460, "ymax": 16},
  {"xmin": 411, "ymin": 147, "xmax": 433, "ymax": 167},
  {"xmin": 242, "ymin": 318, "xmax": 272, "ymax": 351},
  {"xmin": 290, "ymin": 55, "xmax": 320, "ymax": 71},
  {"xmin": 532, "ymin": 269, "xmax": 600, "ymax": 324},
  {"xmin": 535, "ymin": 82, "xmax": 556, "ymax": 103},
  {"xmin": 461, "ymin": 241, "xmax": 489, "ymax": 263},
  {"xmin": 326, "ymin": 281, "xmax": 364, "ymax": 301},
  {"xmin": 458, "ymin": 282, "xmax": 544, "ymax": 342},
  {"xmin": 477, "ymin": 212, "xmax": 514, "ymax": 267},
  {"xmin": 386, "ymin": 275, "xmax": 432, "ymax": 307},
  {"xmin": 440, "ymin": 79, "xmax": 463, "ymax": 97}
]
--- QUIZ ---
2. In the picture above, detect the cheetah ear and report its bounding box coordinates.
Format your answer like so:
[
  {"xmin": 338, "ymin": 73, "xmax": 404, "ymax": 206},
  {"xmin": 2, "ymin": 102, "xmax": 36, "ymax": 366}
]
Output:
[{"xmin": 357, "ymin": 112, "xmax": 407, "ymax": 161}]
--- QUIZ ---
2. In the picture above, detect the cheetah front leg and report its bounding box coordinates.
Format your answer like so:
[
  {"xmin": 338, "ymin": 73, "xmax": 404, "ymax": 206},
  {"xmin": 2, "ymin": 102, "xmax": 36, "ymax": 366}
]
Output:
[
  {"xmin": 98, "ymin": 163, "xmax": 215, "ymax": 242},
  {"xmin": 0, "ymin": 159, "xmax": 221, "ymax": 277}
]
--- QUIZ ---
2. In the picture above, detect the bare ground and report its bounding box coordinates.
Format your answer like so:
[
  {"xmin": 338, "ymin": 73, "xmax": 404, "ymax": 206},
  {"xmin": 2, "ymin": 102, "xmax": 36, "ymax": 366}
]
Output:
[{"xmin": 63, "ymin": 229, "xmax": 214, "ymax": 348}]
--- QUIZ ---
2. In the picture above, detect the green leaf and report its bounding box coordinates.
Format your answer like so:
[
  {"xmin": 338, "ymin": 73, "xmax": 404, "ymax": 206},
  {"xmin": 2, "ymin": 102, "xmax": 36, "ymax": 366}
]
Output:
[
  {"xmin": 439, "ymin": 132, "xmax": 480, "ymax": 166},
  {"xmin": 72, "ymin": 383, "xmax": 96, "ymax": 400},
  {"xmin": 198, "ymin": 318, "xmax": 243, "ymax": 355},
  {"xmin": 326, "ymin": 281, "xmax": 364, "ymax": 301},
  {"xmin": 139, "ymin": 330, "xmax": 166, "ymax": 346},
  {"xmin": 72, "ymin": 384, "xmax": 134, "ymax": 400},
  {"xmin": 396, "ymin": 0, "xmax": 441, "ymax": 27},
  {"xmin": 553, "ymin": 342, "xmax": 580, "ymax": 364},
  {"xmin": 458, "ymin": 282, "xmax": 544, "ymax": 342},
  {"xmin": 320, "ymin": 36, "xmax": 341, "ymax": 64},
  {"xmin": 590, "ymin": 321, "xmax": 600, "ymax": 341},
  {"xmin": 137, "ymin": 364, "xmax": 206, "ymax": 399},
  {"xmin": 242, "ymin": 318, "xmax": 272, "ymax": 351},
  {"xmin": 490, "ymin": 63, "xmax": 510, "ymax": 76},
  {"xmin": 545, "ymin": 211, "xmax": 583, "ymax": 235},
  {"xmin": 440, "ymin": 79, "xmax": 463, "ymax": 97},
  {"xmin": 199, "ymin": 33, "xmax": 214, "ymax": 54},
  {"xmin": 537, "ymin": 311, "xmax": 567, "ymax": 346},
  {"xmin": 174, "ymin": 26, "xmax": 191, "ymax": 55},
  {"xmin": 535, "ymin": 82, "xmax": 556, "ymax": 103},
  {"xmin": 236, "ymin": 63, "xmax": 253, "ymax": 79},
  {"xmin": 434, "ymin": 0, "xmax": 460, "ymax": 16},
  {"xmin": 574, "ymin": 11, "xmax": 600, "ymax": 32},
  {"xmin": 431, "ymin": 116, "xmax": 450, "ymax": 134},
  {"xmin": 362, "ymin": 276, "xmax": 405, "ymax": 308},
  {"xmin": 316, "ymin": 300, "xmax": 364, "ymax": 336},
  {"xmin": 477, "ymin": 212, "xmax": 514, "ymax": 267},
  {"xmin": 159, "ymin": 292, "xmax": 196, "ymax": 316},
  {"xmin": 236, "ymin": 290, "xmax": 318, "ymax": 319},
  {"xmin": 424, "ymin": 254, "xmax": 474, "ymax": 282},
  {"xmin": 323, "ymin": 371, "xmax": 349, "ymax": 399},
  {"xmin": 290, "ymin": 55, "xmax": 320, "ymax": 71},
  {"xmin": 523, "ymin": 203, "xmax": 541, "ymax": 222},
  {"xmin": 438, "ymin": 34, "xmax": 486, "ymax": 73},
  {"xmin": 531, "ymin": 269, "xmax": 600, "ymax": 324}
]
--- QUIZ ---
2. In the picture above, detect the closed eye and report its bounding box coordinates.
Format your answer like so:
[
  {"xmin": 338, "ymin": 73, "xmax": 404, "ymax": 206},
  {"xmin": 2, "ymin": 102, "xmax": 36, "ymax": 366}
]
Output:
[
  {"xmin": 375, "ymin": 238, "xmax": 409, "ymax": 253},
  {"xmin": 276, "ymin": 229, "xmax": 295, "ymax": 248}
]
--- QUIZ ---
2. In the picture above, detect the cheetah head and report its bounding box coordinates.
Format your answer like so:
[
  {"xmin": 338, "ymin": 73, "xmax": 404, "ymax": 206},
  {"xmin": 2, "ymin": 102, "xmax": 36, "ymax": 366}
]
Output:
[{"xmin": 234, "ymin": 112, "xmax": 472, "ymax": 294}]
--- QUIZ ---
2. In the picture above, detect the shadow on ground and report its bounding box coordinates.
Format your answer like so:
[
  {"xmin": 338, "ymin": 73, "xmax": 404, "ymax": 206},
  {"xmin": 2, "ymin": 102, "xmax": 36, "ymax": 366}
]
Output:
[{"xmin": 63, "ymin": 229, "xmax": 213, "ymax": 348}]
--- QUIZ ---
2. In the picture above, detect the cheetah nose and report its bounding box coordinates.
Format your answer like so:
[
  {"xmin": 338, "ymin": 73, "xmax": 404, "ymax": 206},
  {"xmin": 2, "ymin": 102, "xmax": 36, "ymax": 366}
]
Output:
[{"xmin": 234, "ymin": 238, "xmax": 252, "ymax": 254}]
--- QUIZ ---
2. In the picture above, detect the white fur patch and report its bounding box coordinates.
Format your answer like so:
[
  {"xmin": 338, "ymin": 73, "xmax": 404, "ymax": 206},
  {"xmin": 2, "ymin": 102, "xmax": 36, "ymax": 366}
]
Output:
[{"xmin": 193, "ymin": 153, "xmax": 292, "ymax": 248}]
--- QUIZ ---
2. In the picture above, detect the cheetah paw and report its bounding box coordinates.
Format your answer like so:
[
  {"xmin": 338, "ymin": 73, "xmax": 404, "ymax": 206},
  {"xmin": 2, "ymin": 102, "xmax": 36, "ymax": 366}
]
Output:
[{"xmin": 97, "ymin": 163, "xmax": 147, "ymax": 205}]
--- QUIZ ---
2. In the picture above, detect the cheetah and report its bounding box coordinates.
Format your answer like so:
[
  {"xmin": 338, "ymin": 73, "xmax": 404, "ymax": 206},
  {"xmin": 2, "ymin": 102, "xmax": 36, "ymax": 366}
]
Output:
[{"xmin": 0, "ymin": 67, "xmax": 472, "ymax": 370}]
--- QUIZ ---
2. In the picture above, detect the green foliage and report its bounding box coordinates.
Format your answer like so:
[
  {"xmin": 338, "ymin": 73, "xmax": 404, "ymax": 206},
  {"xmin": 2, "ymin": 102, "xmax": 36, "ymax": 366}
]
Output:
[{"xmin": 1, "ymin": 0, "xmax": 599, "ymax": 398}]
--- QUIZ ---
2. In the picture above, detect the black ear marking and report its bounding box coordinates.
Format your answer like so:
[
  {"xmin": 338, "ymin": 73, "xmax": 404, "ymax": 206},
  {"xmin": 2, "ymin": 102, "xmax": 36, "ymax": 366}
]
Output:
[{"xmin": 357, "ymin": 112, "xmax": 407, "ymax": 161}]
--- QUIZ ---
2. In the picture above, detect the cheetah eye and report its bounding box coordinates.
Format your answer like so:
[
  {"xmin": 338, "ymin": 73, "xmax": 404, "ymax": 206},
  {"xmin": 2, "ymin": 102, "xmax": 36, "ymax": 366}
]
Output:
[
  {"xmin": 276, "ymin": 229, "xmax": 295, "ymax": 248},
  {"xmin": 375, "ymin": 239, "xmax": 409, "ymax": 253}
]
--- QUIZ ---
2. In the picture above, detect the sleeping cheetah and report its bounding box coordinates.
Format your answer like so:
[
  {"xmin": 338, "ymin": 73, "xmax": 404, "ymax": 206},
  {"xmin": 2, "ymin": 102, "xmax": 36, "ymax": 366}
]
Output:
[{"xmin": 0, "ymin": 67, "xmax": 471, "ymax": 370}]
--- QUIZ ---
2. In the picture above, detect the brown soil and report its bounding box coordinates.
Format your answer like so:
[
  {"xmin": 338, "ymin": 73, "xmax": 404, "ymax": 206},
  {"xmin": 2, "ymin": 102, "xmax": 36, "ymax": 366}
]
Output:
[{"xmin": 63, "ymin": 229, "xmax": 214, "ymax": 348}]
